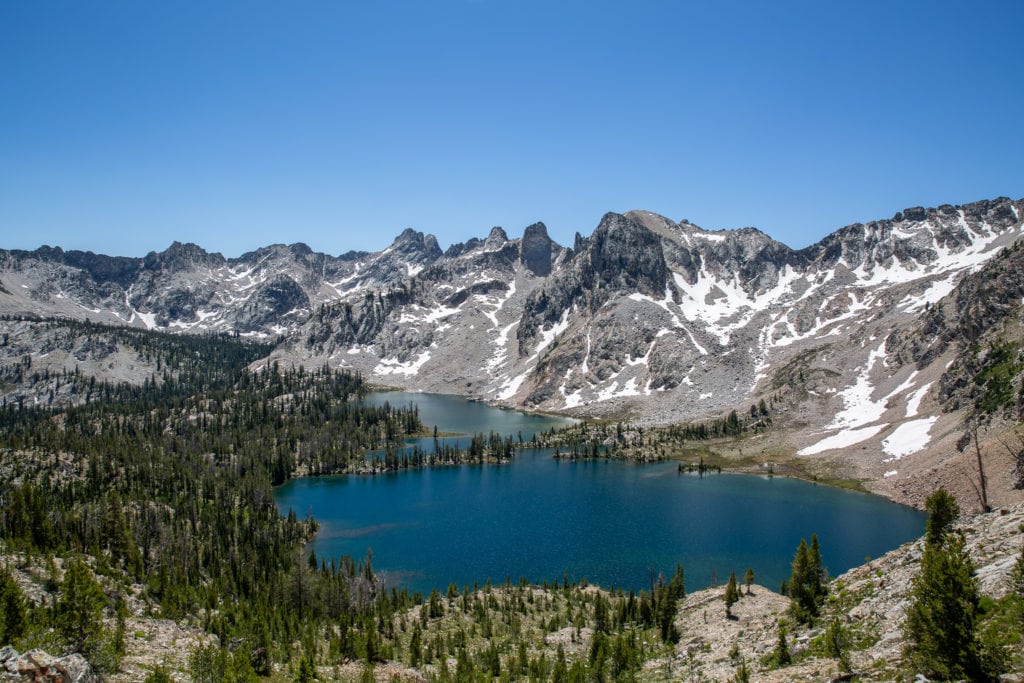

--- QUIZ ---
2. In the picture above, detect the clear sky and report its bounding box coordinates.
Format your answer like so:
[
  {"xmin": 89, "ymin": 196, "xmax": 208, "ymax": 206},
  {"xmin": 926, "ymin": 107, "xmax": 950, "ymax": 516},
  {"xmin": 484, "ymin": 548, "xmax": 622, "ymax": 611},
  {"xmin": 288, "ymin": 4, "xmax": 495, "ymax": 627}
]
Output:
[{"xmin": 2, "ymin": 1, "xmax": 1022, "ymax": 258}]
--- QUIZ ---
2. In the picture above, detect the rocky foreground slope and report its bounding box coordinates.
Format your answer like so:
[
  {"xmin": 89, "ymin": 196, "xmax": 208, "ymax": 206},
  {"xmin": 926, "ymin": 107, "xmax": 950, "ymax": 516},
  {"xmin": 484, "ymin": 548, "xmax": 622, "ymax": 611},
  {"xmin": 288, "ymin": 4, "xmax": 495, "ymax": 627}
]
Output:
[
  {"xmin": 662, "ymin": 501, "xmax": 1024, "ymax": 682},
  {"xmin": 2, "ymin": 501, "xmax": 1021, "ymax": 682}
]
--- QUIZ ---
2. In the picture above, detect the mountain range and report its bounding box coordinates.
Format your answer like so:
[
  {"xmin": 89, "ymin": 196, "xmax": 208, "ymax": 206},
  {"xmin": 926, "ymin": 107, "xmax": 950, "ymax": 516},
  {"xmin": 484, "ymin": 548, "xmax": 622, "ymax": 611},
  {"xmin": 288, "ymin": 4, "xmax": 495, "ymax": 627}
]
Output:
[{"xmin": 2, "ymin": 196, "xmax": 1023, "ymax": 507}]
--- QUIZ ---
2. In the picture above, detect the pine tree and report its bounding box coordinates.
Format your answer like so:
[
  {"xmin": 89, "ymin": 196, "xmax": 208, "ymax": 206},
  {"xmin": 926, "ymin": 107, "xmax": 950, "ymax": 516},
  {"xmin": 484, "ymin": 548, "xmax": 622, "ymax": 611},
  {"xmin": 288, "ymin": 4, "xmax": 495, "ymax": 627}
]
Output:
[
  {"xmin": 743, "ymin": 567, "xmax": 754, "ymax": 595},
  {"xmin": 788, "ymin": 539, "xmax": 813, "ymax": 622},
  {"xmin": 295, "ymin": 656, "xmax": 317, "ymax": 682},
  {"xmin": 408, "ymin": 624, "xmax": 422, "ymax": 668},
  {"xmin": 593, "ymin": 593, "xmax": 610, "ymax": 634},
  {"xmin": 788, "ymin": 535, "xmax": 826, "ymax": 623},
  {"xmin": 724, "ymin": 571, "xmax": 740, "ymax": 618},
  {"xmin": 188, "ymin": 643, "xmax": 228, "ymax": 683},
  {"xmin": 809, "ymin": 534, "xmax": 827, "ymax": 603},
  {"xmin": 903, "ymin": 533, "xmax": 984, "ymax": 681},
  {"xmin": 924, "ymin": 488, "xmax": 960, "ymax": 546},
  {"xmin": 0, "ymin": 566, "xmax": 27, "ymax": 645},
  {"xmin": 668, "ymin": 563, "xmax": 686, "ymax": 601},
  {"xmin": 551, "ymin": 644, "xmax": 568, "ymax": 683},
  {"xmin": 143, "ymin": 665, "xmax": 174, "ymax": 683},
  {"xmin": 56, "ymin": 558, "xmax": 108, "ymax": 656},
  {"xmin": 824, "ymin": 616, "xmax": 851, "ymax": 672},
  {"xmin": 732, "ymin": 658, "xmax": 751, "ymax": 683},
  {"xmin": 771, "ymin": 620, "xmax": 791, "ymax": 668}
]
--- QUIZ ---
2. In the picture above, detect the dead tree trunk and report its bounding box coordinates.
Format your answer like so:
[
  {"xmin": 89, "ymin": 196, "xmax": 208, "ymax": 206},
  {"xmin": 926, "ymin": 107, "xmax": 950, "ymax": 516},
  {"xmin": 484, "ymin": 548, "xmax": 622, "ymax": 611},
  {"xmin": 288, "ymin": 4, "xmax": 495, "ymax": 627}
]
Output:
[{"xmin": 973, "ymin": 427, "xmax": 991, "ymax": 512}]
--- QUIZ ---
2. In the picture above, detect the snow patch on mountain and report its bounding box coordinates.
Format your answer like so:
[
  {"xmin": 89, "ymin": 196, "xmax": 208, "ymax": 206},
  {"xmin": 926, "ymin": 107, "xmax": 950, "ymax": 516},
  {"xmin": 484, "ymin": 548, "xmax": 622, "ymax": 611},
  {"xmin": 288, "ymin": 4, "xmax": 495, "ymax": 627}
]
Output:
[
  {"xmin": 905, "ymin": 383, "xmax": 932, "ymax": 417},
  {"xmin": 374, "ymin": 350, "xmax": 432, "ymax": 376},
  {"xmin": 828, "ymin": 340, "xmax": 889, "ymax": 430},
  {"xmin": 882, "ymin": 416, "xmax": 938, "ymax": 460},
  {"xmin": 799, "ymin": 423, "xmax": 888, "ymax": 456}
]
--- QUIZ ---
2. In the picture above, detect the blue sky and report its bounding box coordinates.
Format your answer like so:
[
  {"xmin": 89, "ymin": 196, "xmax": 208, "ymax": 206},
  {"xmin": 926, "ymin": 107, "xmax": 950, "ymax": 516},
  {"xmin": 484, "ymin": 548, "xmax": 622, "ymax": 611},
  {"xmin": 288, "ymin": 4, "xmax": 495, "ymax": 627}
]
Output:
[{"xmin": 2, "ymin": 1, "xmax": 1022, "ymax": 257}]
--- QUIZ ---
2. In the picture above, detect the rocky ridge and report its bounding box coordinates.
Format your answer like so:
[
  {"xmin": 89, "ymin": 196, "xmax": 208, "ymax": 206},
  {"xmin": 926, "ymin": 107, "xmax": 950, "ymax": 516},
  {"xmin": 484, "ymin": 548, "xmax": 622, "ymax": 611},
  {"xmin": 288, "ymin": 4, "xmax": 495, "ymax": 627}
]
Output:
[{"xmin": 2, "ymin": 198, "xmax": 1024, "ymax": 509}]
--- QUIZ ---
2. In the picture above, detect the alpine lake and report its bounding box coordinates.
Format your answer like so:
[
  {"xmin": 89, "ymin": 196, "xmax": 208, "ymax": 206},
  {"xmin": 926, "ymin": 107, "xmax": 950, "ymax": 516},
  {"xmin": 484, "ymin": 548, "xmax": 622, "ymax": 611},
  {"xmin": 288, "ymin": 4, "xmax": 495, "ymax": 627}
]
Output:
[{"xmin": 275, "ymin": 392, "xmax": 925, "ymax": 596}]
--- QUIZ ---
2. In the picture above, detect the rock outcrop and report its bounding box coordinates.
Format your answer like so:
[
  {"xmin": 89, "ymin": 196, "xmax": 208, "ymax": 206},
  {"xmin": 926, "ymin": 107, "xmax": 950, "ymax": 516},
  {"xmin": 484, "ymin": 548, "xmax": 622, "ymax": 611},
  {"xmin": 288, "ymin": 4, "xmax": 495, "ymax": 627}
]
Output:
[{"xmin": 0, "ymin": 647, "xmax": 98, "ymax": 683}]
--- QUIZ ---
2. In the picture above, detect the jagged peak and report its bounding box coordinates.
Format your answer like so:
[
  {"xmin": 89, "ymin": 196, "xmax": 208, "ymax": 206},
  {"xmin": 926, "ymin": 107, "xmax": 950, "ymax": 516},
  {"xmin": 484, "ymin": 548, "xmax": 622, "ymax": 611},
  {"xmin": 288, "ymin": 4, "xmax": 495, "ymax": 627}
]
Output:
[
  {"xmin": 484, "ymin": 226, "xmax": 509, "ymax": 250},
  {"xmin": 393, "ymin": 227, "xmax": 425, "ymax": 244},
  {"xmin": 143, "ymin": 242, "xmax": 224, "ymax": 270},
  {"xmin": 423, "ymin": 234, "xmax": 441, "ymax": 255},
  {"xmin": 573, "ymin": 231, "xmax": 586, "ymax": 252},
  {"xmin": 237, "ymin": 242, "xmax": 312, "ymax": 262},
  {"xmin": 387, "ymin": 228, "xmax": 442, "ymax": 260},
  {"xmin": 522, "ymin": 222, "xmax": 548, "ymax": 239},
  {"xmin": 520, "ymin": 222, "xmax": 553, "ymax": 276},
  {"xmin": 32, "ymin": 244, "xmax": 65, "ymax": 258},
  {"xmin": 588, "ymin": 212, "xmax": 659, "ymax": 244}
]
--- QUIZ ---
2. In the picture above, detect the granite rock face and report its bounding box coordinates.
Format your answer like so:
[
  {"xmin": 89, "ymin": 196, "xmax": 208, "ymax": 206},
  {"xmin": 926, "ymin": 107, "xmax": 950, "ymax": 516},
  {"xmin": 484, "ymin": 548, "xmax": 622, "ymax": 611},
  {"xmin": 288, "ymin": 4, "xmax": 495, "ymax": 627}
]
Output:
[
  {"xmin": 520, "ymin": 222, "xmax": 554, "ymax": 277},
  {"xmin": 0, "ymin": 647, "xmax": 98, "ymax": 683}
]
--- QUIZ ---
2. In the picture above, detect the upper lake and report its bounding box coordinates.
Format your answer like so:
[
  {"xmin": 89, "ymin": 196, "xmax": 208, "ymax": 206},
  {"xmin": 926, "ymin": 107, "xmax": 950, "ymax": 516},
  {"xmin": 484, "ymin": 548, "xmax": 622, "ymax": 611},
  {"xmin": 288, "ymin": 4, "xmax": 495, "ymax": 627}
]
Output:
[{"xmin": 274, "ymin": 392, "xmax": 926, "ymax": 595}]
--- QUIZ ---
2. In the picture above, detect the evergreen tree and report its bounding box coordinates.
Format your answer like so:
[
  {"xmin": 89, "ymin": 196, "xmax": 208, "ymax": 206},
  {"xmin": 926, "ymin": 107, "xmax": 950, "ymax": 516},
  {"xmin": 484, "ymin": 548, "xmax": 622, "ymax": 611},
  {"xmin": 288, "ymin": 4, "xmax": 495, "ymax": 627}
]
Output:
[
  {"xmin": 0, "ymin": 566, "xmax": 26, "ymax": 645},
  {"xmin": 924, "ymin": 488, "xmax": 960, "ymax": 546},
  {"xmin": 788, "ymin": 536, "xmax": 826, "ymax": 623},
  {"xmin": 188, "ymin": 643, "xmax": 228, "ymax": 683},
  {"xmin": 143, "ymin": 665, "xmax": 174, "ymax": 683},
  {"xmin": 655, "ymin": 584, "xmax": 680, "ymax": 643},
  {"xmin": 408, "ymin": 624, "xmax": 422, "ymax": 668},
  {"xmin": 732, "ymin": 658, "xmax": 751, "ymax": 683},
  {"xmin": 668, "ymin": 563, "xmax": 686, "ymax": 601},
  {"xmin": 903, "ymin": 533, "xmax": 985, "ymax": 681},
  {"xmin": 593, "ymin": 593, "xmax": 610, "ymax": 634},
  {"xmin": 56, "ymin": 558, "xmax": 108, "ymax": 657},
  {"xmin": 771, "ymin": 620, "xmax": 791, "ymax": 668},
  {"xmin": 809, "ymin": 534, "xmax": 827, "ymax": 602},
  {"xmin": 724, "ymin": 571, "xmax": 740, "ymax": 618},
  {"xmin": 551, "ymin": 644, "xmax": 568, "ymax": 683},
  {"xmin": 824, "ymin": 616, "xmax": 851, "ymax": 672},
  {"xmin": 743, "ymin": 567, "xmax": 754, "ymax": 595},
  {"xmin": 295, "ymin": 656, "xmax": 317, "ymax": 682}
]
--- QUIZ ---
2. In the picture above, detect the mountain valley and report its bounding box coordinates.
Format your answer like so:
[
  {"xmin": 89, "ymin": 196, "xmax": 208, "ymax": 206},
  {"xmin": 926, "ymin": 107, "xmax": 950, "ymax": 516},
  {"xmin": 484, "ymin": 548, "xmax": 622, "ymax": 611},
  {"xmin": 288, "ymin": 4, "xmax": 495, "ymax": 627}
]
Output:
[{"xmin": 2, "ymin": 196, "xmax": 1024, "ymax": 681}]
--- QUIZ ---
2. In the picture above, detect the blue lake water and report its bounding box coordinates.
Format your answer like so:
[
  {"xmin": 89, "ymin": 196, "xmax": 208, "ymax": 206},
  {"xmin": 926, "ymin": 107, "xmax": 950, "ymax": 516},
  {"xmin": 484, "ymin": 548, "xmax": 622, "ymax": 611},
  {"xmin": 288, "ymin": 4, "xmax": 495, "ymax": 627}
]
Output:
[{"xmin": 274, "ymin": 392, "xmax": 926, "ymax": 595}]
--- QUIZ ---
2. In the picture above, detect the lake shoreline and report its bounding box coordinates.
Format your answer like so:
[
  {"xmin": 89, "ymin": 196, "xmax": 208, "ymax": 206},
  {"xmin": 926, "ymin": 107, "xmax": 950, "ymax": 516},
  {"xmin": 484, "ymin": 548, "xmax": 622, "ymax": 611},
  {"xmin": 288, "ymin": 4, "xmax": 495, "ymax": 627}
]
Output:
[
  {"xmin": 293, "ymin": 386, "xmax": 925, "ymax": 511},
  {"xmin": 275, "ymin": 391, "xmax": 927, "ymax": 597}
]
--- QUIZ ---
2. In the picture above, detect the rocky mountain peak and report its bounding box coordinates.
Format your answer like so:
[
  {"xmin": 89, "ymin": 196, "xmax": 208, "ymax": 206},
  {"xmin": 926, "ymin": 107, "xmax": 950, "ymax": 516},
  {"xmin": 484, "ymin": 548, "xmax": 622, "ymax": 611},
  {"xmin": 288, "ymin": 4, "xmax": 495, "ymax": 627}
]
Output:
[
  {"xmin": 622, "ymin": 210, "xmax": 684, "ymax": 241},
  {"xmin": 485, "ymin": 226, "xmax": 509, "ymax": 247},
  {"xmin": 288, "ymin": 242, "xmax": 314, "ymax": 257},
  {"xmin": 803, "ymin": 197, "xmax": 1023, "ymax": 276},
  {"xmin": 521, "ymin": 222, "xmax": 554, "ymax": 276},
  {"xmin": 47, "ymin": 248, "xmax": 145, "ymax": 288},
  {"xmin": 586, "ymin": 212, "xmax": 669, "ymax": 299},
  {"xmin": 388, "ymin": 228, "xmax": 443, "ymax": 262},
  {"xmin": 144, "ymin": 241, "xmax": 224, "ymax": 272}
]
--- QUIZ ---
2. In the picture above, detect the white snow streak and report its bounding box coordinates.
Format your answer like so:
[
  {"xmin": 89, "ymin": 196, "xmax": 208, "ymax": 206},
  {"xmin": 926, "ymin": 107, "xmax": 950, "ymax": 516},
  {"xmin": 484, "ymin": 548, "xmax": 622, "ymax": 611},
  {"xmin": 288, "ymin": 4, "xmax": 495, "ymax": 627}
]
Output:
[
  {"xmin": 882, "ymin": 416, "xmax": 938, "ymax": 460},
  {"xmin": 373, "ymin": 351, "xmax": 432, "ymax": 376},
  {"xmin": 827, "ymin": 340, "xmax": 889, "ymax": 430},
  {"xmin": 798, "ymin": 424, "xmax": 887, "ymax": 456},
  {"xmin": 905, "ymin": 383, "xmax": 932, "ymax": 417},
  {"xmin": 496, "ymin": 372, "xmax": 528, "ymax": 400}
]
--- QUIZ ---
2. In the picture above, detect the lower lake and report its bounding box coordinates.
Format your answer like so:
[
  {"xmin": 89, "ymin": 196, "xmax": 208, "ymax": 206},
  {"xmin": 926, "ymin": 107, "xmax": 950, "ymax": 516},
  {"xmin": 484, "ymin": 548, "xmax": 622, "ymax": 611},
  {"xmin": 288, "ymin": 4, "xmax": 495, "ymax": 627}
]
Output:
[{"xmin": 274, "ymin": 392, "xmax": 926, "ymax": 595}]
